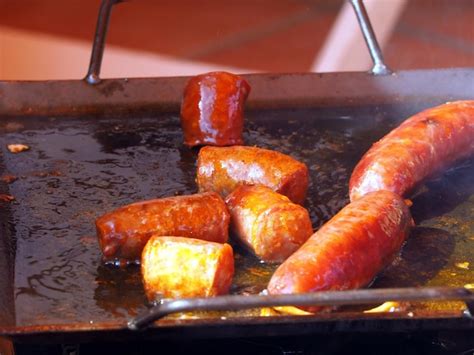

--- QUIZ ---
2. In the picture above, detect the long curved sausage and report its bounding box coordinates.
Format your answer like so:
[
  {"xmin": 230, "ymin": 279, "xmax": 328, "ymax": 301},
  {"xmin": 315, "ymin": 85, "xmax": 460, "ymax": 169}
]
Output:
[
  {"xmin": 225, "ymin": 185, "xmax": 313, "ymax": 262},
  {"xmin": 180, "ymin": 71, "xmax": 251, "ymax": 147},
  {"xmin": 142, "ymin": 236, "xmax": 234, "ymax": 301},
  {"xmin": 96, "ymin": 192, "xmax": 229, "ymax": 263},
  {"xmin": 267, "ymin": 190, "xmax": 412, "ymax": 311},
  {"xmin": 197, "ymin": 146, "xmax": 309, "ymax": 204},
  {"xmin": 349, "ymin": 101, "xmax": 474, "ymax": 201}
]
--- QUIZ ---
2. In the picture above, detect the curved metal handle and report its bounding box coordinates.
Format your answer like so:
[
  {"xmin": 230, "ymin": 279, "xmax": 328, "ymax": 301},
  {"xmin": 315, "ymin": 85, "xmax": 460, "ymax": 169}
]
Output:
[
  {"xmin": 128, "ymin": 287, "xmax": 474, "ymax": 331},
  {"xmin": 85, "ymin": 0, "xmax": 392, "ymax": 84},
  {"xmin": 85, "ymin": 0, "xmax": 121, "ymax": 84},
  {"xmin": 348, "ymin": 0, "xmax": 392, "ymax": 75}
]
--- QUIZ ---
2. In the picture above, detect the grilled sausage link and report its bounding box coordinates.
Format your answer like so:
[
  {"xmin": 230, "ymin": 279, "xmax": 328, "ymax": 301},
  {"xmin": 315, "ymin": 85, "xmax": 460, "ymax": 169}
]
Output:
[
  {"xmin": 142, "ymin": 236, "xmax": 234, "ymax": 301},
  {"xmin": 349, "ymin": 100, "xmax": 474, "ymax": 201},
  {"xmin": 267, "ymin": 190, "xmax": 412, "ymax": 311},
  {"xmin": 180, "ymin": 71, "xmax": 251, "ymax": 147},
  {"xmin": 96, "ymin": 192, "xmax": 229, "ymax": 263},
  {"xmin": 225, "ymin": 185, "xmax": 313, "ymax": 263},
  {"xmin": 197, "ymin": 146, "xmax": 309, "ymax": 204}
]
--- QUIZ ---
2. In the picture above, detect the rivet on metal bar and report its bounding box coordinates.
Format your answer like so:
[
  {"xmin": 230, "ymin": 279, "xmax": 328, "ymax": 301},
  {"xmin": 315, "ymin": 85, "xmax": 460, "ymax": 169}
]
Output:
[
  {"xmin": 349, "ymin": 0, "xmax": 392, "ymax": 76},
  {"xmin": 85, "ymin": 0, "xmax": 121, "ymax": 85}
]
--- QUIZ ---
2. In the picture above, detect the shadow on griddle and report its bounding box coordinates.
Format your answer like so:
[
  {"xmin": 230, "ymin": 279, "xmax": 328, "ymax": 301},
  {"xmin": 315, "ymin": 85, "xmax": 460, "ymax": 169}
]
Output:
[
  {"xmin": 373, "ymin": 227, "xmax": 455, "ymax": 288},
  {"xmin": 229, "ymin": 238, "xmax": 277, "ymax": 296},
  {"xmin": 410, "ymin": 158, "xmax": 474, "ymax": 223},
  {"xmin": 93, "ymin": 264, "xmax": 148, "ymax": 318},
  {"xmin": 93, "ymin": 128, "xmax": 142, "ymax": 154}
]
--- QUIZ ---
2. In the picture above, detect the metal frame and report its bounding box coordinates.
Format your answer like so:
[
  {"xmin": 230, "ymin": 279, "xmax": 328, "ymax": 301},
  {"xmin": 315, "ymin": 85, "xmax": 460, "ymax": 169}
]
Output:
[
  {"xmin": 2, "ymin": 69, "xmax": 473, "ymax": 117},
  {"xmin": 85, "ymin": 0, "xmax": 121, "ymax": 84},
  {"xmin": 84, "ymin": 0, "xmax": 390, "ymax": 85},
  {"xmin": 349, "ymin": 0, "xmax": 392, "ymax": 75}
]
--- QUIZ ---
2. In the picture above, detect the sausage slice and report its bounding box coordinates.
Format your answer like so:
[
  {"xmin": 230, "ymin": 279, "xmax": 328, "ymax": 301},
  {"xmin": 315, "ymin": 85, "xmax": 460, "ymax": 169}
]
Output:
[
  {"xmin": 268, "ymin": 190, "xmax": 413, "ymax": 311},
  {"xmin": 180, "ymin": 71, "xmax": 251, "ymax": 147},
  {"xmin": 96, "ymin": 192, "xmax": 229, "ymax": 263},
  {"xmin": 142, "ymin": 236, "xmax": 234, "ymax": 301},
  {"xmin": 226, "ymin": 185, "xmax": 313, "ymax": 262},
  {"xmin": 197, "ymin": 146, "xmax": 309, "ymax": 204}
]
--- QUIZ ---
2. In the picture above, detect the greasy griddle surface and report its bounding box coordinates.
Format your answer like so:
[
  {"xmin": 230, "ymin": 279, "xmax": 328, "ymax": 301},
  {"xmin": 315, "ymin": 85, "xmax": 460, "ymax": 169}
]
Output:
[{"xmin": 0, "ymin": 107, "xmax": 472, "ymax": 327}]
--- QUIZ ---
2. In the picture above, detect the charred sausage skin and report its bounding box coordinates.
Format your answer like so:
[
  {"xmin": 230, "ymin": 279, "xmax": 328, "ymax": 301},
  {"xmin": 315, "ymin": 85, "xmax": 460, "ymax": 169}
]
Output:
[
  {"xmin": 180, "ymin": 71, "xmax": 251, "ymax": 147},
  {"xmin": 350, "ymin": 101, "xmax": 474, "ymax": 201},
  {"xmin": 141, "ymin": 236, "xmax": 234, "ymax": 301},
  {"xmin": 96, "ymin": 192, "xmax": 229, "ymax": 263},
  {"xmin": 197, "ymin": 146, "xmax": 309, "ymax": 204},
  {"xmin": 267, "ymin": 190, "xmax": 412, "ymax": 309},
  {"xmin": 226, "ymin": 185, "xmax": 313, "ymax": 262}
]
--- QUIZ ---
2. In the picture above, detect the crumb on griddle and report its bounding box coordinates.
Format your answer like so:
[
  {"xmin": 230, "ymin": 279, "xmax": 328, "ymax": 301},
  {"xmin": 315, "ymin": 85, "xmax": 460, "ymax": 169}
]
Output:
[
  {"xmin": 0, "ymin": 194, "xmax": 15, "ymax": 202},
  {"xmin": 455, "ymin": 262, "xmax": 470, "ymax": 270},
  {"xmin": 1, "ymin": 174, "xmax": 17, "ymax": 184},
  {"xmin": 7, "ymin": 144, "xmax": 30, "ymax": 153}
]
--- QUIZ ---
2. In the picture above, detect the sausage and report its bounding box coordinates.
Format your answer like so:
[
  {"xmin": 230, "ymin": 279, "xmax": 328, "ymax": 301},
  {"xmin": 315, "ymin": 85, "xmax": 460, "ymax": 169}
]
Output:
[
  {"xmin": 267, "ymin": 190, "xmax": 412, "ymax": 311},
  {"xmin": 197, "ymin": 146, "xmax": 309, "ymax": 204},
  {"xmin": 142, "ymin": 236, "xmax": 234, "ymax": 301},
  {"xmin": 225, "ymin": 185, "xmax": 313, "ymax": 262},
  {"xmin": 349, "ymin": 101, "xmax": 474, "ymax": 201},
  {"xmin": 96, "ymin": 192, "xmax": 229, "ymax": 263},
  {"xmin": 180, "ymin": 71, "xmax": 251, "ymax": 147}
]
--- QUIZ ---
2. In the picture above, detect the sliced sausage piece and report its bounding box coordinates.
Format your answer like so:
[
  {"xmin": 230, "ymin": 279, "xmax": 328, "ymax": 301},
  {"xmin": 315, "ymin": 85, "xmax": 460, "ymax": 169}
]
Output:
[
  {"xmin": 267, "ymin": 190, "xmax": 412, "ymax": 311},
  {"xmin": 349, "ymin": 100, "xmax": 474, "ymax": 201},
  {"xmin": 197, "ymin": 146, "xmax": 309, "ymax": 204},
  {"xmin": 141, "ymin": 236, "xmax": 234, "ymax": 301},
  {"xmin": 180, "ymin": 71, "xmax": 251, "ymax": 147},
  {"xmin": 96, "ymin": 192, "xmax": 229, "ymax": 263},
  {"xmin": 225, "ymin": 185, "xmax": 313, "ymax": 263}
]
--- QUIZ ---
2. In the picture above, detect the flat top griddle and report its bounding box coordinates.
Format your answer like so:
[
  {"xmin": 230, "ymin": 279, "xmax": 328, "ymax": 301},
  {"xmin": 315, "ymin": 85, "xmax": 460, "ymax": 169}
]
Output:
[
  {"xmin": 0, "ymin": 100, "xmax": 473, "ymax": 342},
  {"xmin": 0, "ymin": 0, "xmax": 473, "ymax": 344}
]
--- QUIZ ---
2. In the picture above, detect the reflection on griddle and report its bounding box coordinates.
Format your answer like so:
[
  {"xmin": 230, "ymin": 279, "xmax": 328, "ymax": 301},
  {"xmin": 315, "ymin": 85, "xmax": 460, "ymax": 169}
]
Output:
[
  {"xmin": 411, "ymin": 158, "xmax": 474, "ymax": 223},
  {"xmin": 94, "ymin": 264, "xmax": 146, "ymax": 318},
  {"xmin": 374, "ymin": 227, "xmax": 455, "ymax": 288}
]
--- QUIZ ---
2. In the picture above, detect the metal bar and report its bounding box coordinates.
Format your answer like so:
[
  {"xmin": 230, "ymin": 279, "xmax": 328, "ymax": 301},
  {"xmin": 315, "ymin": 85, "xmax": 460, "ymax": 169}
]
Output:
[
  {"xmin": 128, "ymin": 287, "xmax": 474, "ymax": 330},
  {"xmin": 3, "ymin": 69, "xmax": 473, "ymax": 117},
  {"xmin": 348, "ymin": 0, "xmax": 392, "ymax": 75},
  {"xmin": 85, "ymin": 0, "xmax": 120, "ymax": 85}
]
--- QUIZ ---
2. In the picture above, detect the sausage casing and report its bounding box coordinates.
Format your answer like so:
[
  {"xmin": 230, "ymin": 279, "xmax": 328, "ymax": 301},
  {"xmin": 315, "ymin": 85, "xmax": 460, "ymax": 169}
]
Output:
[
  {"xmin": 141, "ymin": 236, "xmax": 234, "ymax": 301},
  {"xmin": 96, "ymin": 192, "xmax": 229, "ymax": 262},
  {"xmin": 197, "ymin": 146, "xmax": 309, "ymax": 204},
  {"xmin": 225, "ymin": 185, "xmax": 313, "ymax": 262},
  {"xmin": 349, "ymin": 101, "xmax": 474, "ymax": 201},
  {"xmin": 180, "ymin": 71, "xmax": 251, "ymax": 147},
  {"xmin": 267, "ymin": 190, "xmax": 412, "ymax": 309}
]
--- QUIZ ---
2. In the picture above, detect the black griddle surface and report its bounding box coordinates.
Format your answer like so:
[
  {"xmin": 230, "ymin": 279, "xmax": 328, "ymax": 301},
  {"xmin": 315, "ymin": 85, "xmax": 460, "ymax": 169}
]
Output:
[{"xmin": 0, "ymin": 106, "xmax": 472, "ymax": 331}]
